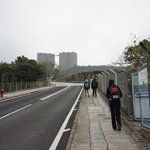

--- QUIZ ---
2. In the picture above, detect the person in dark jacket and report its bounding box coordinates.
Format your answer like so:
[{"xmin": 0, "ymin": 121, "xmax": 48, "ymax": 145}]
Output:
[
  {"xmin": 106, "ymin": 79, "xmax": 122, "ymax": 131},
  {"xmin": 91, "ymin": 78, "xmax": 98, "ymax": 98}
]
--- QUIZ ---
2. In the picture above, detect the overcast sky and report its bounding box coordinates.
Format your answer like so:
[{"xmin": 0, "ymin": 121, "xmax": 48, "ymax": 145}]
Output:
[{"xmin": 0, "ymin": 0, "xmax": 150, "ymax": 66}]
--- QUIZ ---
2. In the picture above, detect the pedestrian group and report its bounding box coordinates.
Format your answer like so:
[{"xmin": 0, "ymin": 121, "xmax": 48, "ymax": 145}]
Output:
[
  {"xmin": 84, "ymin": 78, "xmax": 98, "ymax": 98},
  {"xmin": 84, "ymin": 77, "xmax": 122, "ymax": 131}
]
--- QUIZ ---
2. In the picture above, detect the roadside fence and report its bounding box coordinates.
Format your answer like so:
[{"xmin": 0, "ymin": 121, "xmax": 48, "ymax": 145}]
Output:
[
  {"xmin": 97, "ymin": 65, "xmax": 150, "ymax": 129},
  {"xmin": 0, "ymin": 81, "xmax": 48, "ymax": 93}
]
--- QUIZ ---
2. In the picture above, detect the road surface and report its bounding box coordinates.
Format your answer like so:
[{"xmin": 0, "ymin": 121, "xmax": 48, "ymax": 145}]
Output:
[{"xmin": 0, "ymin": 85, "xmax": 83, "ymax": 150}]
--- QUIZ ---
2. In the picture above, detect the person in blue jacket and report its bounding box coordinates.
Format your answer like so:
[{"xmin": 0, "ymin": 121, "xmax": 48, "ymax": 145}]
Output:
[
  {"xmin": 84, "ymin": 79, "xmax": 90, "ymax": 97},
  {"xmin": 106, "ymin": 79, "xmax": 122, "ymax": 131}
]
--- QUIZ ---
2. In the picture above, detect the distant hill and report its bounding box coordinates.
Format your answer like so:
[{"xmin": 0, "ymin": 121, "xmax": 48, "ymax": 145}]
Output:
[{"xmin": 57, "ymin": 65, "xmax": 111, "ymax": 78}]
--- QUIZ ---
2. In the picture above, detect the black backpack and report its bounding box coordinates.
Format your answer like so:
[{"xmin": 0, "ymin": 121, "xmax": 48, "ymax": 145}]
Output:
[{"xmin": 92, "ymin": 81, "xmax": 97, "ymax": 88}]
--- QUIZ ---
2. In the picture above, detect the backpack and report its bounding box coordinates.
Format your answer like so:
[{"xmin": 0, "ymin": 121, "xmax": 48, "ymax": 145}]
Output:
[
  {"xmin": 109, "ymin": 85, "xmax": 119, "ymax": 99},
  {"xmin": 92, "ymin": 81, "xmax": 97, "ymax": 88},
  {"xmin": 84, "ymin": 82, "xmax": 90, "ymax": 89}
]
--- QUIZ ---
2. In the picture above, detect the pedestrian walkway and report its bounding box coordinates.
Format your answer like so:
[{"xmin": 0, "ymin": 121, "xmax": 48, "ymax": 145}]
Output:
[{"xmin": 67, "ymin": 89, "xmax": 141, "ymax": 150}]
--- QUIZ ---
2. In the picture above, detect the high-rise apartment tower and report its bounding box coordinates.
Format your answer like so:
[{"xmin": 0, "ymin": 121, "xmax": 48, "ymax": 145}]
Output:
[
  {"xmin": 37, "ymin": 53, "xmax": 55, "ymax": 64},
  {"xmin": 59, "ymin": 52, "xmax": 77, "ymax": 70}
]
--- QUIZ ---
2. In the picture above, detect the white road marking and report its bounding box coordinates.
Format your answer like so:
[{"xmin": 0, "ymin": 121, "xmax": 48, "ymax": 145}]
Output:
[
  {"xmin": 49, "ymin": 87, "xmax": 83, "ymax": 150},
  {"xmin": 39, "ymin": 86, "xmax": 70, "ymax": 101},
  {"xmin": 64, "ymin": 128, "xmax": 71, "ymax": 132},
  {"xmin": 0, "ymin": 104, "xmax": 32, "ymax": 120}
]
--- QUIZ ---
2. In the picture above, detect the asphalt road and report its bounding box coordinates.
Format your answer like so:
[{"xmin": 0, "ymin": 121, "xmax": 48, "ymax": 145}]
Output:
[{"xmin": 0, "ymin": 85, "xmax": 83, "ymax": 150}]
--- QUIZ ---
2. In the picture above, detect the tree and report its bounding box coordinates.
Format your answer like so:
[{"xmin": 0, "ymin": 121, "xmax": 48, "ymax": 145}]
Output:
[
  {"xmin": 112, "ymin": 54, "xmax": 127, "ymax": 68},
  {"xmin": 13, "ymin": 56, "xmax": 44, "ymax": 82},
  {"xmin": 123, "ymin": 40, "xmax": 150, "ymax": 70},
  {"xmin": 53, "ymin": 65, "xmax": 61, "ymax": 79},
  {"xmin": 139, "ymin": 39, "xmax": 150, "ymax": 55},
  {"xmin": 0, "ymin": 62, "xmax": 14, "ymax": 83},
  {"xmin": 40, "ymin": 61, "xmax": 57, "ymax": 80}
]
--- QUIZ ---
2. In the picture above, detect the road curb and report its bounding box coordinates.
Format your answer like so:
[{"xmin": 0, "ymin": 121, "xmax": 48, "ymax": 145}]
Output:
[{"xmin": 66, "ymin": 93, "xmax": 83, "ymax": 150}]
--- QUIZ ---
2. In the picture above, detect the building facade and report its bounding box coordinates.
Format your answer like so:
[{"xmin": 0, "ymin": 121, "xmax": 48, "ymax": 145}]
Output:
[
  {"xmin": 37, "ymin": 53, "xmax": 55, "ymax": 64},
  {"xmin": 37, "ymin": 53, "xmax": 55, "ymax": 79},
  {"xmin": 59, "ymin": 52, "xmax": 77, "ymax": 70}
]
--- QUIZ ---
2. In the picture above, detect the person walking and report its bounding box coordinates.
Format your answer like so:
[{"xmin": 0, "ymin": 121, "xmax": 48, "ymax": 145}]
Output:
[
  {"xmin": 84, "ymin": 79, "xmax": 90, "ymax": 97},
  {"xmin": 91, "ymin": 78, "xmax": 98, "ymax": 98},
  {"xmin": 106, "ymin": 79, "xmax": 122, "ymax": 131}
]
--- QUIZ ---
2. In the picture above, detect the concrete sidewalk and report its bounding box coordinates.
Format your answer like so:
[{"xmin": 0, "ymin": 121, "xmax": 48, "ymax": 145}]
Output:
[{"xmin": 67, "ymin": 89, "xmax": 141, "ymax": 150}]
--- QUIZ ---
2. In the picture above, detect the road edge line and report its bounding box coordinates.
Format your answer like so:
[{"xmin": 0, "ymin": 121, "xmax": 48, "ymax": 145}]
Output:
[{"xmin": 49, "ymin": 87, "xmax": 83, "ymax": 150}]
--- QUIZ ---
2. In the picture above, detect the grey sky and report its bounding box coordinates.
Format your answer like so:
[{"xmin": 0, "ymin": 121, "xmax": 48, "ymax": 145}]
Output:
[{"xmin": 0, "ymin": 0, "xmax": 150, "ymax": 66}]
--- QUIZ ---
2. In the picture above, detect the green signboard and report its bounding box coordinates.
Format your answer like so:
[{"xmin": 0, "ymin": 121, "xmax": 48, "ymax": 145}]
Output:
[{"xmin": 132, "ymin": 73, "xmax": 138, "ymax": 86}]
